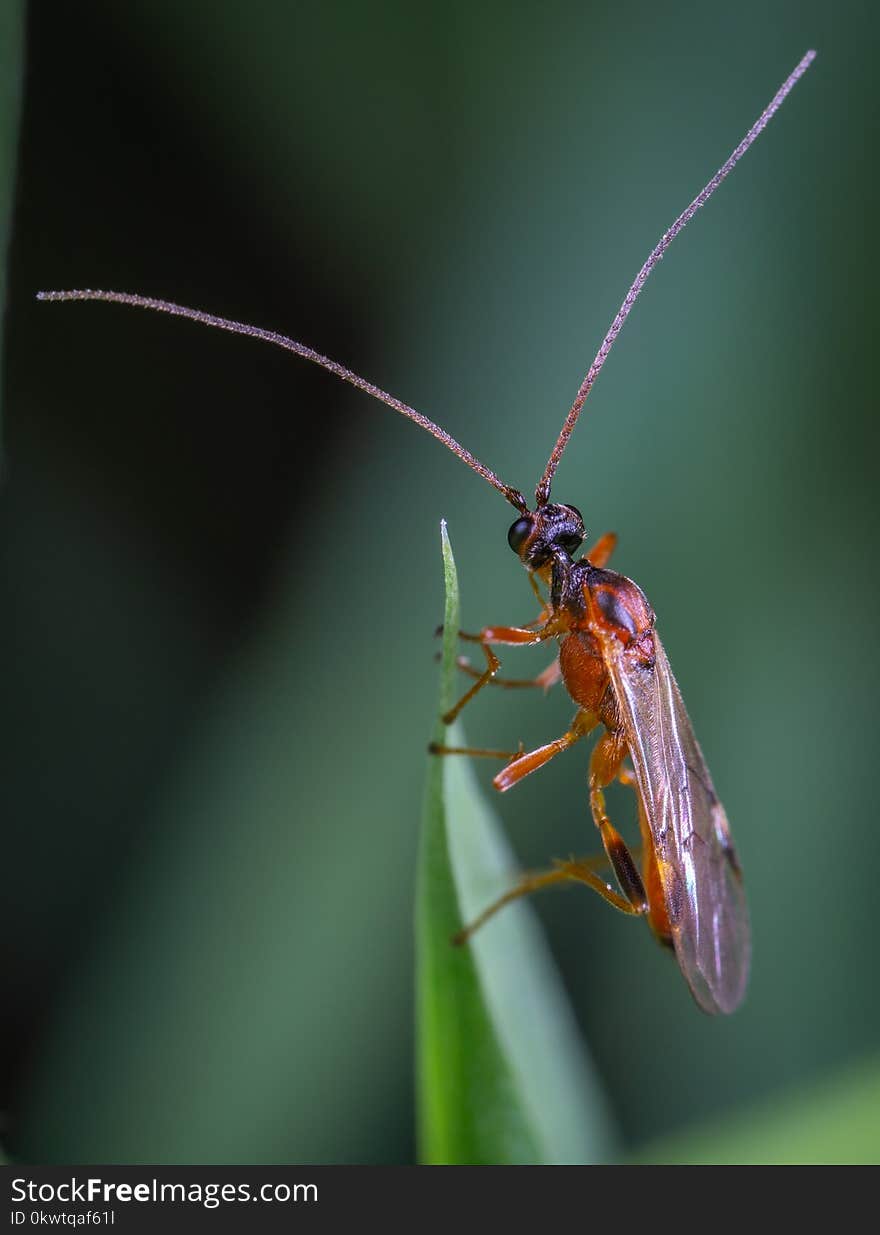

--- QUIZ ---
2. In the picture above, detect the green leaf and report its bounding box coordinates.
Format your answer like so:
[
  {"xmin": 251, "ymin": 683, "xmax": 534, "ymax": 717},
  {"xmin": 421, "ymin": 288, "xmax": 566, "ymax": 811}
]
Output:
[
  {"xmin": 636, "ymin": 1053, "xmax": 880, "ymax": 1165},
  {"xmin": 415, "ymin": 521, "xmax": 616, "ymax": 1165}
]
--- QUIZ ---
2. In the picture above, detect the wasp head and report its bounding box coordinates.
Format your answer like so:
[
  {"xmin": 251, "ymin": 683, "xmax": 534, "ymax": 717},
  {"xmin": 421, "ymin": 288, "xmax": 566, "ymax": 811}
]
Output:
[{"xmin": 506, "ymin": 502, "xmax": 585, "ymax": 568}]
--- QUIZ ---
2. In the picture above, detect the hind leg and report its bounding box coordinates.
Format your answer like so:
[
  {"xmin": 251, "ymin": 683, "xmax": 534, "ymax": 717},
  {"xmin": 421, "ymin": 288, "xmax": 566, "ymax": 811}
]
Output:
[
  {"xmin": 588, "ymin": 732, "xmax": 648, "ymax": 913},
  {"xmin": 452, "ymin": 854, "xmax": 643, "ymax": 945}
]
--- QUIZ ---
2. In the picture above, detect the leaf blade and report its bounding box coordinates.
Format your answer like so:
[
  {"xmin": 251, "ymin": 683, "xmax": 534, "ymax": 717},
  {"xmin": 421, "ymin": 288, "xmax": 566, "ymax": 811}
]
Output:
[
  {"xmin": 415, "ymin": 521, "xmax": 616, "ymax": 1164},
  {"xmin": 636, "ymin": 1054, "xmax": 880, "ymax": 1165}
]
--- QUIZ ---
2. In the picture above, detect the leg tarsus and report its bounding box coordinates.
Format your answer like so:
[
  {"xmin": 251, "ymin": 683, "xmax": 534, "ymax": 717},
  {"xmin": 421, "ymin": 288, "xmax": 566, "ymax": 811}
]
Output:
[
  {"xmin": 452, "ymin": 852, "xmax": 641, "ymax": 946},
  {"xmin": 441, "ymin": 640, "xmax": 500, "ymax": 725},
  {"xmin": 429, "ymin": 741, "xmax": 523, "ymax": 760}
]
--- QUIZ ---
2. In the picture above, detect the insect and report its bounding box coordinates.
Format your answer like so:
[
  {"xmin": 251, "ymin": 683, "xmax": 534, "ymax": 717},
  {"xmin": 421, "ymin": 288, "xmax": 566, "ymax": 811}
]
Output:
[{"xmin": 37, "ymin": 51, "xmax": 815, "ymax": 1014}]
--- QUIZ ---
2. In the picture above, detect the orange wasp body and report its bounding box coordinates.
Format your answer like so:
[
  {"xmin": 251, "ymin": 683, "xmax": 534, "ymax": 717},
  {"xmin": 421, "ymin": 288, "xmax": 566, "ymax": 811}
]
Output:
[
  {"xmin": 438, "ymin": 522, "xmax": 748, "ymax": 1014},
  {"xmin": 38, "ymin": 51, "xmax": 815, "ymax": 1013}
]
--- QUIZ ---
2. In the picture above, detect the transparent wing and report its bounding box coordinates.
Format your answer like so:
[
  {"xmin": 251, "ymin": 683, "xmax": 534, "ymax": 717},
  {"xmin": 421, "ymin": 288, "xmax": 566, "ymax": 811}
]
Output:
[{"xmin": 605, "ymin": 633, "xmax": 750, "ymax": 1014}]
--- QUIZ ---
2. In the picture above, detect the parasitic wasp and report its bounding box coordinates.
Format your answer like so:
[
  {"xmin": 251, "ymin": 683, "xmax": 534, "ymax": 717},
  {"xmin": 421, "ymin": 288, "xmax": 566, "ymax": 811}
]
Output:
[{"xmin": 37, "ymin": 50, "xmax": 816, "ymax": 1013}]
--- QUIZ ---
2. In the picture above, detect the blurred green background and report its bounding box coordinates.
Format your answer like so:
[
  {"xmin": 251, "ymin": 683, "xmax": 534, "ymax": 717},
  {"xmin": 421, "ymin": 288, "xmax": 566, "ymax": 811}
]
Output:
[{"xmin": 2, "ymin": 1, "xmax": 877, "ymax": 1163}]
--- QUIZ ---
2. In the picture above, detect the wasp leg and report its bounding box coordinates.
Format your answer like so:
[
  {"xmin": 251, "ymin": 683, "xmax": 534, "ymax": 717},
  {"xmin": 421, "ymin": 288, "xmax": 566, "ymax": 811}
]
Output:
[
  {"xmin": 532, "ymin": 659, "xmax": 563, "ymax": 690},
  {"xmin": 430, "ymin": 708, "xmax": 596, "ymax": 782},
  {"xmin": 584, "ymin": 531, "xmax": 617, "ymax": 568},
  {"xmin": 615, "ymin": 761, "xmax": 671, "ymax": 945},
  {"xmin": 589, "ymin": 732, "xmax": 648, "ymax": 913},
  {"xmin": 453, "ymin": 654, "xmax": 562, "ymax": 691},
  {"xmin": 492, "ymin": 709, "xmax": 597, "ymax": 791},
  {"xmin": 617, "ymin": 763, "xmax": 637, "ymax": 789},
  {"xmin": 428, "ymin": 741, "xmax": 522, "ymax": 760},
  {"xmin": 441, "ymin": 621, "xmax": 560, "ymax": 725},
  {"xmin": 452, "ymin": 854, "xmax": 640, "ymax": 946},
  {"xmin": 434, "ymin": 620, "xmax": 545, "ymax": 642}
]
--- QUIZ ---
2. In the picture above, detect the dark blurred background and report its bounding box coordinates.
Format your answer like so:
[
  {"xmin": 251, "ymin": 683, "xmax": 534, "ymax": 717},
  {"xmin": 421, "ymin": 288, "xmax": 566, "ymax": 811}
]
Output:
[{"xmin": 2, "ymin": 1, "xmax": 877, "ymax": 1163}]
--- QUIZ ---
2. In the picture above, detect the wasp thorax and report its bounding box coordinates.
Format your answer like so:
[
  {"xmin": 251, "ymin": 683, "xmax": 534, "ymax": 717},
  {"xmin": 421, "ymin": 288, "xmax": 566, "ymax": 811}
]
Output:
[
  {"xmin": 507, "ymin": 502, "xmax": 585, "ymax": 568},
  {"xmin": 586, "ymin": 567, "xmax": 655, "ymax": 645}
]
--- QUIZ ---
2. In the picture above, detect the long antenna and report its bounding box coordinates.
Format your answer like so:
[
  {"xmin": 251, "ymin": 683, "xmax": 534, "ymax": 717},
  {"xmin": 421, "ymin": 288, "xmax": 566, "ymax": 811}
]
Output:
[
  {"xmin": 535, "ymin": 48, "xmax": 816, "ymax": 506},
  {"xmin": 35, "ymin": 289, "xmax": 529, "ymax": 514}
]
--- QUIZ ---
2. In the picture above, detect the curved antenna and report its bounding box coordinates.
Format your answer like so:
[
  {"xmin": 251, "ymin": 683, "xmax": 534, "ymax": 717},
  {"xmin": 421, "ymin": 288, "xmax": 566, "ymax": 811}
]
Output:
[
  {"xmin": 35, "ymin": 288, "xmax": 529, "ymax": 514},
  {"xmin": 535, "ymin": 48, "xmax": 816, "ymax": 506}
]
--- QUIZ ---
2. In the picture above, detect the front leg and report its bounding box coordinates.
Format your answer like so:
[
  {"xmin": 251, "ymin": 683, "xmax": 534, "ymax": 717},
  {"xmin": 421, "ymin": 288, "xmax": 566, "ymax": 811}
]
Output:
[{"xmin": 442, "ymin": 620, "xmax": 561, "ymax": 725}]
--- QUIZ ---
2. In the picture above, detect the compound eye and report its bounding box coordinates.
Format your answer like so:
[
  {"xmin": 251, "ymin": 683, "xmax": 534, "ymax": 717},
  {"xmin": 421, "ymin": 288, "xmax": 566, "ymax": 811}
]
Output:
[
  {"xmin": 563, "ymin": 504, "xmax": 583, "ymax": 525},
  {"xmin": 507, "ymin": 516, "xmax": 533, "ymax": 554},
  {"xmin": 559, "ymin": 532, "xmax": 584, "ymax": 553}
]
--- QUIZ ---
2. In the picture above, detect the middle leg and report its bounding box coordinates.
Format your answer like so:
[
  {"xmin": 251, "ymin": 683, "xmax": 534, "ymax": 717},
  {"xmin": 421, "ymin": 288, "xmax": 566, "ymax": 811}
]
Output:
[
  {"xmin": 452, "ymin": 654, "xmax": 562, "ymax": 692},
  {"xmin": 453, "ymin": 853, "xmax": 643, "ymax": 946},
  {"xmin": 441, "ymin": 619, "xmax": 563, "ymax": 725},
  {"xmin": 451, "ymin": 724, "xmax": 648, "ymax": 946},
  {"xmin": 430, "ymin": 708, "xmax": 596, "ymax": 789}
]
